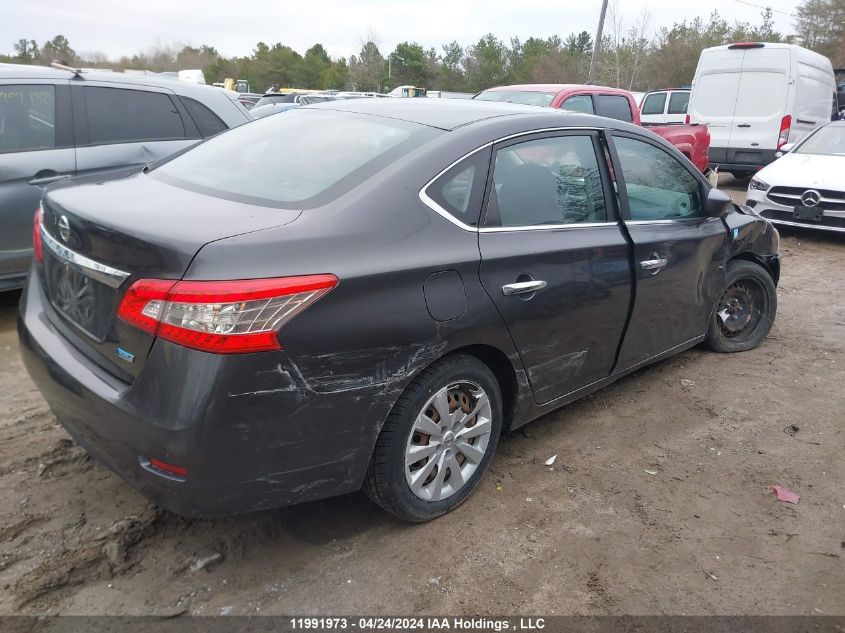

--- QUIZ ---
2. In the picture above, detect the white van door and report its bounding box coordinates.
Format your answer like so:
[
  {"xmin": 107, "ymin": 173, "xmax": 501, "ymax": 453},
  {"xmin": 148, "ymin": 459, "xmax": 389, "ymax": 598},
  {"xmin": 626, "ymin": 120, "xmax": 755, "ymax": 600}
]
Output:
[
  {"xmin": 689, "ymin": 49, "xmax": 744, "ymax": 151},
  {"xmin": 729, "ymin": 47, "xmax": 790, "ymax": 156}
]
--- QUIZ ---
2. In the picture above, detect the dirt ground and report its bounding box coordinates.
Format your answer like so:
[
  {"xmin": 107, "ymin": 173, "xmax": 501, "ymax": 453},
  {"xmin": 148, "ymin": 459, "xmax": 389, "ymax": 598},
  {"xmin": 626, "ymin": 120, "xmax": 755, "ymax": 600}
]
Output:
[{"xmin": 1, "ymin": 183, "xmax": 843, "ymax": 616}]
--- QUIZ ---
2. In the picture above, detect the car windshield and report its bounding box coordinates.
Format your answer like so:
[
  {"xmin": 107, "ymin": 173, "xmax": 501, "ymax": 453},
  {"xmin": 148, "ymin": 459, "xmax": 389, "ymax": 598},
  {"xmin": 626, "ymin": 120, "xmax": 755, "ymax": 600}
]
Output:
[
  {"xmin": 795, "ymin": 126, "xmax": 845, "ymax": 156},
  {"xmin": 475, "ymin": 90, "xmax": 556, "ymax": 107},
  {"xmin": 151, "ymin": 109, "xmax": 441, "ymax": 208}
]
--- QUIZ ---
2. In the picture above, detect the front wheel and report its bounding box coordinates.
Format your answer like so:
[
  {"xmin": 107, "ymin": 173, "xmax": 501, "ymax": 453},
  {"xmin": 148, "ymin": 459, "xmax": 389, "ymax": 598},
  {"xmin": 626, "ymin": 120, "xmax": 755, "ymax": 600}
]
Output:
[
  {"xmin": 705, "ymin": 259, "xmax": 777, "ymax": 353},
  {"xmin": 364, "ymin": 354, "xmax": 502, "ymax": 522}
]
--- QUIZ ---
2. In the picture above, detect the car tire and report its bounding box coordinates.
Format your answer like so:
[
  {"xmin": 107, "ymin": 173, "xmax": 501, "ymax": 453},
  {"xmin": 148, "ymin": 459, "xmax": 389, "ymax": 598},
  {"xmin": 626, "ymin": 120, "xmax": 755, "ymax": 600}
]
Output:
[
  {"xmin": 364, "ymin": 354, "xmax": 502, "ymax": 523},
  {"xmin": 705, "ymin": 259, "xmax": 777, "ymax": 353},
  {"xmin": 729, "ymin": 171, "xmax": 754, "ymax": 184}
]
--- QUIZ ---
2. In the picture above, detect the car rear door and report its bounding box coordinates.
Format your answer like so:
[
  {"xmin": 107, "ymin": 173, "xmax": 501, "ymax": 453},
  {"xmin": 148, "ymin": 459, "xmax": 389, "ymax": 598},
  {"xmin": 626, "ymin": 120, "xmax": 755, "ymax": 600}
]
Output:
[
  {"xmin": 71, "ymin": 82, "xmax": 200, "ymax": 179},
  {"xmin": 607, "ymin": 132, "xmax": 726, "ymax": 370},
  {"xmin": 689, "ymin": 49, "xmax": 744, "ymax": 159},
  {"xmin": 0, "ymin": 80, "xmax": 75, "ymax": 285},
  {"xmin": 477, "ymin": 130, "xmax": 632, "ymax": 404},
  {"xmin": 729, "ymin": 47, "xmax": 790, "ymax": 157}
]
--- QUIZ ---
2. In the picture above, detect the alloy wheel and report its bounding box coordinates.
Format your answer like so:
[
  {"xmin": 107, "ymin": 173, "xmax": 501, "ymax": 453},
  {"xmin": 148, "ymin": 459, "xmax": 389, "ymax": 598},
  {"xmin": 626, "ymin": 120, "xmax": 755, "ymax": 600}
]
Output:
[{"xmin": 404, "ymin": 381, "xmax": 493, "ymax": 502}]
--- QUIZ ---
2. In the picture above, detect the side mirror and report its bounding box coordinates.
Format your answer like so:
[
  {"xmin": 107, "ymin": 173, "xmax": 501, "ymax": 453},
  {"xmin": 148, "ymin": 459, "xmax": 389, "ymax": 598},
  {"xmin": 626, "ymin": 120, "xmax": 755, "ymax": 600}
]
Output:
[
  {"xmin": 775, "ymin": 142, "xmax": 794, "ymax": 158},
  {"xmin": 705, "ymin": 187, "xmax": 732, "ymax": 217}
]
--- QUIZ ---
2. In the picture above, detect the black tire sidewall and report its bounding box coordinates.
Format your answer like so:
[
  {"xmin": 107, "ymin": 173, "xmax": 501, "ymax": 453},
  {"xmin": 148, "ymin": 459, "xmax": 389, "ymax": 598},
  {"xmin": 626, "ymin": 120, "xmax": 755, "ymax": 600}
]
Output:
[
  {"xmin": 707, "ymin": 260, "xmax": 777, "ymax": 353},
  {"xmin": 373, "ymin": 356, "xmax": 502, "ymax": 522}
]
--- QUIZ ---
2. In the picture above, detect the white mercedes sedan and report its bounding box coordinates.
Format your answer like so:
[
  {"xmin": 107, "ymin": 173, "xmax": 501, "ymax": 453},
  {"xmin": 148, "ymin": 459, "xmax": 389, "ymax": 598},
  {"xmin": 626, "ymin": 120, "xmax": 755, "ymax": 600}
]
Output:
[{"xmin": 746, "ymin": 121, "xmax": 845, "ymax": 233}]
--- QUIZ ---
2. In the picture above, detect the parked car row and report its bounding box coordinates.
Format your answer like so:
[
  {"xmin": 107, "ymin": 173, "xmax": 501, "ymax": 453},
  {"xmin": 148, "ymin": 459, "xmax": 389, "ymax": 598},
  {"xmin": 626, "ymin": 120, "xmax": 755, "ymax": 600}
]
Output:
[
  {"xmin": 473, "ymin": 83, "xmax": 711, "ymax": 173},
  {"xmin": 0, "ymin": 63, "xmax": 252, "ymax": 290}
]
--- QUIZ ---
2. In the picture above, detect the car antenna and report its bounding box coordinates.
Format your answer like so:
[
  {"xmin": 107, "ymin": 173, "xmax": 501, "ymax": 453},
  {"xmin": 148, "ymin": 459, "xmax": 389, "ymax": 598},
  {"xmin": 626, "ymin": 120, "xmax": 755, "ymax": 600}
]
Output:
[{"xmin": 50, "ymin": 61, "xmax": 83, "ymax": 78}]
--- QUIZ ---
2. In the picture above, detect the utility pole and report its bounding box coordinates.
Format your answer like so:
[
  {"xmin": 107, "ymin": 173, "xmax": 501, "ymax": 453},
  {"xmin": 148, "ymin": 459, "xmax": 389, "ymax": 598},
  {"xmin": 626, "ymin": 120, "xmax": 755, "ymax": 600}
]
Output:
[{"xmin": 588, "ymin": 0, "xmax": 609, "ymax": 84}]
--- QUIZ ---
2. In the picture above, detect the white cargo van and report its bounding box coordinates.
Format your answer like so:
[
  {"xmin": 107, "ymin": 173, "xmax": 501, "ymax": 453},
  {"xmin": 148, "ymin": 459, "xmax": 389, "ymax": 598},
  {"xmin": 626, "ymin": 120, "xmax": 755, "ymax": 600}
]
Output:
[{"xmin": 688, "ymin": 42, "xmax": 835, "ymax": 178}]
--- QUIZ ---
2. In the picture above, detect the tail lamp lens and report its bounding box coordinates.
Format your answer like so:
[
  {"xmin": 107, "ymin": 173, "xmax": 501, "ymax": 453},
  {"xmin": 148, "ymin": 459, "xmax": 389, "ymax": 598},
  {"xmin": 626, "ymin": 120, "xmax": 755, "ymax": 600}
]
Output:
[
  {"xmin": 118, "ymin": 275, "xmax": 338, "ymax": 354},
  {"xmin": 33, "ymin": 207, "xmax": 44, "ymax": 262},
  {"xmin": 777, "ymin": 115, "xmax": 792, "ymax": 149},
  {"xmin": 148, "ymin": 458, "xmax": 187, "ymax": 478}
]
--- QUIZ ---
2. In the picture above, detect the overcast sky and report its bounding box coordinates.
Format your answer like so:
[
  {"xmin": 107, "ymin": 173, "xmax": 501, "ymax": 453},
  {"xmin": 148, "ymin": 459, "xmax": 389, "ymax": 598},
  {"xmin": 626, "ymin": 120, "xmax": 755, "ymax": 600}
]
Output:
[{"xmin": 1, "ymin": 0, "xmax": 800, "ymax": 60}]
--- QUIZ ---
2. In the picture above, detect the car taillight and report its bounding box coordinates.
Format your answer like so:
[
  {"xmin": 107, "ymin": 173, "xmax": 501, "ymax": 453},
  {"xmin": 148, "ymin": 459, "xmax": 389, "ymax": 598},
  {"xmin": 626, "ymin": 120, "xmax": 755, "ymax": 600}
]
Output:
[
  {"xmin": 33, "ymin": 207, "xmax": 44, "ymax": 262},
  {"xmin": 685, "ymin": 114, "xmax": 690, "ymax": 125},
  {"xmin": 777, "ymin": 115, "xmax": 791, "ymax": 149},
  {"xmin": 117, "ymin": 274, "xmax": 338, "ymax": 354}
]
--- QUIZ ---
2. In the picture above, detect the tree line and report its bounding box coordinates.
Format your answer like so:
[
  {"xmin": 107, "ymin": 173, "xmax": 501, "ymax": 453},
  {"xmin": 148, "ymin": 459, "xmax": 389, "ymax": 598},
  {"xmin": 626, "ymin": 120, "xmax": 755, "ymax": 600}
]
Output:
[{"xmin": 3, "ymin": 0, "xmax": 842, "ymax": 94}]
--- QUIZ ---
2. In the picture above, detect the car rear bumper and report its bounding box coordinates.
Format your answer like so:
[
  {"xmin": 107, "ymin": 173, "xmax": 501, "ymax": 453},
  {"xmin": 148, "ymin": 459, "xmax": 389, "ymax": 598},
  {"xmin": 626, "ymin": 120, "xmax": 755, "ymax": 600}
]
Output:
[
  {"xmin": 746, "ymin": 189, "xmax": 845, "ymax": 233},
  {"xmin": 709, "ymin": 147, "xmax": 778, "ymax": 172},
  {"xmin": 17, "ymin": 272, "xmax": 381, "ymax": 517}
]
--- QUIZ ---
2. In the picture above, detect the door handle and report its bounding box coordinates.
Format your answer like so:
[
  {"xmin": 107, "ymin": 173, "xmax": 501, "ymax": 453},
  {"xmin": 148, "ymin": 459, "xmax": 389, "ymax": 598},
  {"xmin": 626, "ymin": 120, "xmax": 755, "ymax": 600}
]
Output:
[
  {"xmin": 502, "ymin": 280, "xmax": 547, "ymax": 296},
  {"xmin": 640, "ymin": 256, "xmax": 668, "ymax": 273},
  {"xmin": 737, "ymin": 124, "xmax": 751, "ymax": 128},
  {"xmin": 28, "ymin": 174, "xmax": 72, "ymax": 186}
]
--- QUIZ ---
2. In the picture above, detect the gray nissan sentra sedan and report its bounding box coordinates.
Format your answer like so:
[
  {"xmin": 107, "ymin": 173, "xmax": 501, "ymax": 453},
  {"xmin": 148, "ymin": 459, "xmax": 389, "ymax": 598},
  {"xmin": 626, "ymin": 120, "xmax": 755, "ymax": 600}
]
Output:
[{"xmin": 18, "ymin": 99, "xmax": 781, "ymax": 522}]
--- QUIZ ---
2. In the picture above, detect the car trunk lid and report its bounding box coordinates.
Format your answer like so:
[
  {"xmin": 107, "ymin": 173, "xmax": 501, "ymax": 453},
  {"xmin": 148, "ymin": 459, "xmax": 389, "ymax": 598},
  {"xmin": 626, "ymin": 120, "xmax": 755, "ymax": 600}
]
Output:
[{"xmin": 39, "ymin": 172, "xmax": 301, "ymax": 382}]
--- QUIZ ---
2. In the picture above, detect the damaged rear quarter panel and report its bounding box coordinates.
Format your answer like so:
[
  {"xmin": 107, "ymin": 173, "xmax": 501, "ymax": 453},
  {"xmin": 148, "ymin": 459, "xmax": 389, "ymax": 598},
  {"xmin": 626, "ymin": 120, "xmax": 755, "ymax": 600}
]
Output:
[{"xmin": 180, "ymin": 151, "xmax": 526, "ymax": 507}]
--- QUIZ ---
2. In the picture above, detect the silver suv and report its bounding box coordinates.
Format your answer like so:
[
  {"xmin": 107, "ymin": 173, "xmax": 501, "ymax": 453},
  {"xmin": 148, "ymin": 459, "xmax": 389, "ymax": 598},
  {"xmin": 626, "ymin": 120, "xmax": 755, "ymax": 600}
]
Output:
[{"xmin": 0, "ymin": 64, "xmax": 252, "ymax": 290}]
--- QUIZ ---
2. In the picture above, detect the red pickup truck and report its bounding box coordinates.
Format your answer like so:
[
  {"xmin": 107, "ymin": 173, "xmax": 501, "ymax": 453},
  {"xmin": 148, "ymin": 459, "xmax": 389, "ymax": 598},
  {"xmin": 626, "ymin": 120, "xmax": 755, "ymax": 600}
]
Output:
[{"xmin": 474, "ymin": 84, "xmax": 710, "ymax": 173}]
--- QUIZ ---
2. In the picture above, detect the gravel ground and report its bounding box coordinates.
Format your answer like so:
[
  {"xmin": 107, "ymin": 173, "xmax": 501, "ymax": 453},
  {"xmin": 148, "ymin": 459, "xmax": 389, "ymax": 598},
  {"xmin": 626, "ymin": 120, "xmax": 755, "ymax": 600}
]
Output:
[{"xmin": 0, "ymin": 182, "xmax": 843, "ymax": 616}]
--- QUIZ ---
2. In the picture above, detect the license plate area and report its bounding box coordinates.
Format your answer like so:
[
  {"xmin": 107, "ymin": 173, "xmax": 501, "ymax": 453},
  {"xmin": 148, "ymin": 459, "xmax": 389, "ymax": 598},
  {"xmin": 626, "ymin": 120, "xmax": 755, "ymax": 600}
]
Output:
[
  {"xmin": 793, "ymin": 205, "xmax": 824, "ymax": 222},
  {"xmin": 44, "ymin": 252, "xmax": 115, "ymax": 341}
]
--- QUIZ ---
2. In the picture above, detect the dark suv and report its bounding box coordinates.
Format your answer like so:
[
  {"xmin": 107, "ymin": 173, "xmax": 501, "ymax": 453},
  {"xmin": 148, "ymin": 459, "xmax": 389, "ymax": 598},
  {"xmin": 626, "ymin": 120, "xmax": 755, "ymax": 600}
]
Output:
[{"xmin": 0, "ymin": 64, "xmax": 252, "ymax": 290}]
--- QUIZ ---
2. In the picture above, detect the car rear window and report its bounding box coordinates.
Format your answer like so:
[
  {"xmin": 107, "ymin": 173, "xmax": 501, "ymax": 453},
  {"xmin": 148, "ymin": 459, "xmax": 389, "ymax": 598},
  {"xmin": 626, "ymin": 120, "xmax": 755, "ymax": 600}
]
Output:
[
  {"xmin": 84, "ymin": 86, "xmax": 186, "ymax": 144},
  {"xmin": 0, "ymin": 84, "xmax": 56, "ymax": 153},
  {"xmin": 152, "ymin": 109, "xmax": 442, "ymax": 208},
  {"xmin": 475, "ymin": 90, "xmax": 557, "ymax": 107},
  {"xmin": 667, "ymin": 91, "xmax": 690, "ymax": 115},
  {"xmin": 641, "ymin": 93, "xmax": 666, "ymax": 115},
  {"xmin": 180, "ymin": 96, "xmax": 227, "ymax": 137},
  {"xmin": 595, "ymin": 95, "xmax": 633, "ymax": 122}
]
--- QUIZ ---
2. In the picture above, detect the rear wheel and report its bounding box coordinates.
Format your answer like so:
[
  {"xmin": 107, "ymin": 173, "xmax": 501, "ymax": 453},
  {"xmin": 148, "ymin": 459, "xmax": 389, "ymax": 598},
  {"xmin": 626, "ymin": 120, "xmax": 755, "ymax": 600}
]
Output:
[
  {"xmin": 728, "ymin": 171, "xmax": 754, "ymax": 184},
  {"xmin": 364, "ymin": 354, "xmax": 502, "ymax": 522},
  {"xmin": 705, "ymin": 260, "xmax": 777, "ymax": 353}
]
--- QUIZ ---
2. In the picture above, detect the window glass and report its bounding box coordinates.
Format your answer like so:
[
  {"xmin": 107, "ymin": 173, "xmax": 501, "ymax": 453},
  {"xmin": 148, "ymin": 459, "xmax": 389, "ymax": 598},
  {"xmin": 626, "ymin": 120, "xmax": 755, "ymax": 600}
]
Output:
[
  {"xmin": 641, "ymin": 93, "xmax": 666, "ymax": 115},
  {"xmin": 426, "ymin": 149, "xmax": 489, "ymax": 225},
  {"xmin": 153, "ymin": 109, "xmax": 441, "ymax": 208},
  {"xmin": 0, "ymin": 85, "xmax": 56, "ymax": 153},
  {"xmin": 561, "ymin": 95, "xmax": 594, "ymax": 114},
  {"xmin": 595, "ymin": 95, "xmax": 633, "ymax": 122},
  {"xmin": 614, "ymin": 136, "xmax": 703, "ymax": 220},
  {"xmin": 795, "ymin": 125, "xmax": 845, "ymax": 156},
  {"xmin": 85, "ymin": 87, "xmax": 185, "ymax": 144},
  {"xmin": 486, "ymin": 135, "xmax": 606, "ymax": 227},
  {"xmin": 474, "ymin": 90, "xmax": 557, "ymax": 107},
  {"xmin": 181, "ymin": 97, "xmax": 227, "ymax": 137},
  {"xmin": 667, "ymin": 91, "xmax": 690, "ymax": 115}
]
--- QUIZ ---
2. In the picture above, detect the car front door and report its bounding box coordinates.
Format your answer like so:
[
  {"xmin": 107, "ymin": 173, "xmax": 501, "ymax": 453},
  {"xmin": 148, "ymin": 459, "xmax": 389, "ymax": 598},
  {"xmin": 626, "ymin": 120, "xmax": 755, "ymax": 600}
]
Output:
[
  {"xmin": 0, "ymin": 81, "xmax": 75, "ymax": 286},
  {"xmin": 478, "ymin": 131, "xmax": 632, "ymax": 404},
  {"xmin": 608, "ymin": 132, "xmax": 727, "ymax": 370},
  {"xmin": 71, "ymin": 83, "xmax": 199, "ymax": 179}
]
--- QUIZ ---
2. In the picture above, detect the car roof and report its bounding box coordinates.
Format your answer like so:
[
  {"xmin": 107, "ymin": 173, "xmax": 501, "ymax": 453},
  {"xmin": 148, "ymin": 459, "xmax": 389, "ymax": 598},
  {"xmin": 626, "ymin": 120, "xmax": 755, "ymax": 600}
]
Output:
[
  {"xmin": 303, "ymin": 97, "xmax": 558, "ymax": 131},
  {"xmin": 481, "ymin": 83, "xmax": 633, "ymax": 96},
  {"xmin": 0, "ymin": 63, "xmax": 232, "ymax": 99}
]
